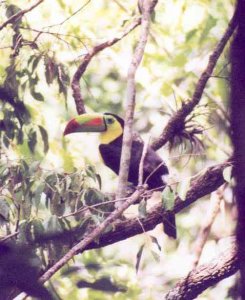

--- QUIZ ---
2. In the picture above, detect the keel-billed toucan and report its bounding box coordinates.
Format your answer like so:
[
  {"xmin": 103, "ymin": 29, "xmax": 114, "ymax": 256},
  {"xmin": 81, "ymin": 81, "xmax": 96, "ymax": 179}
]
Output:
[{"xmin": 64, "ymin": 112, "xmax": 176, "ymax": 238}]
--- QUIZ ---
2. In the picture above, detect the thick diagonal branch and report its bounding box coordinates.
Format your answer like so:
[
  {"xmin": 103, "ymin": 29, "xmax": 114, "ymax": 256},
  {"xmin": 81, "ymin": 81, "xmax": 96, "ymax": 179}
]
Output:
[
  {"xmin": 165, "ymin": 237, "xmax": 238, "ymax": 300},
  {"xmin": 85, "ymin": 161, "xmax": 229, "ymax": 250},
  {"xmin": 17, "ymin": 161, "xmax": 231, "ymax": 297},
  {"xmin": 151, "ymin": 7, "xmax": 238, "ymax": 151}
]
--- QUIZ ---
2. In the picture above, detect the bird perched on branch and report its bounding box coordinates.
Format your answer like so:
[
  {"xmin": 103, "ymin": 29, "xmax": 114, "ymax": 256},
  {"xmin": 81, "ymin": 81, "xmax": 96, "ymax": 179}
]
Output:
[{"xmin": 64, "ymin": 112, "xmax": 176, "ymax": 238}]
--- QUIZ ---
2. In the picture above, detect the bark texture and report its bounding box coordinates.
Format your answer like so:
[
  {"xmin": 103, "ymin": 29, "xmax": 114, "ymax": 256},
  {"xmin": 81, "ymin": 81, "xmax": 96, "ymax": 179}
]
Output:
[{"xmin": 230, "ymin": 0, "xmax": 245, "ymax": 298}]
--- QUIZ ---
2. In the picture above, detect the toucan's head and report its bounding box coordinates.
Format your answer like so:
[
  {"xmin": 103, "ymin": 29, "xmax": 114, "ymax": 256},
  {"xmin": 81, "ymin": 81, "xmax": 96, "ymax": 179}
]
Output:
[{"xmin": 64, "ymin": 113, "xmax": 124, "ymax": 144}]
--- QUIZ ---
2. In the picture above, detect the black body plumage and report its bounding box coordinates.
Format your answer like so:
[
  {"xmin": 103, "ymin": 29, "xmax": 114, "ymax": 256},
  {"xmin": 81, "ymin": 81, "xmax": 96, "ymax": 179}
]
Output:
[
  {"xmin": 99, "ymin": 114, "xmax": 176, "ymax": 239},
  {"xmin": 99, "ymin": 135, "xmax": 168, "ymax": 190}
]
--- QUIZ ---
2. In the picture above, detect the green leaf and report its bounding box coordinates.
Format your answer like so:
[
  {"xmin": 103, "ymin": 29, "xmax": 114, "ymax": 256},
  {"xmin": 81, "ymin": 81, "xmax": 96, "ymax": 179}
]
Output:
[
  {"xmin": 29, "ymin": 75, "xmax": 38, "ymax": 86},
  {"xmin": 31, "ymin": 56, "xmax": 42, "ymax": 73},
  {"xmin": 45, "ymin": 215, "xmax": 63, "ymax": 234},
  {"xmin": 172, "ymin": 53, "xmax": 187, "ymax": 67},
  {"xmin": 0, "ymin": 198, "xmax": 10, "ymax": 226},
  {"xmin": 45, "ymin": 173, "xmax": 58, "ymax": 185},
  {"xmin": 17, "ymin": 221, "xmax": 29, "ymax": 244},
  {"xmin": 38, "ymin": 125, "xmax": 49, "ymax": 153},
  {"xmin": 27, "ymin": 55, "xmax": 36, "ymax": 67},
  {"xmin": 50, "ymin": 193, "xmax": 65, "ymax": 216},
  {"xmin": 61, "ymin": 266, "xmax": 81, "ymax": 276},
  {"xmin": 135, "ymin": 244, "xmax": 144, "ymax": 273},
  {"xmin": 199, "ymin": 15, "xmax": 217, "ymax": 43},
  {"xmin": 85, "ymin": 262, "xmax": 102, "ymax": 271},
  {"xmin": 77, "ymin": 277, "xmax": 127, "ymax": 293},
  {"xmin": 95, "ymin": 173, "xmax": 102, "ymax": 189},
  {"xmin": 150, "ymin": 236, "xmax": 161, "ymax": 251},
  {"xmin": 151, "ymin": 250, "xmax": 160, "ymax": 263},
  {"xmin": 85, "ymin": 165, "xmax": 97, "ymax": 181},
  {"xmin": 26, "ymin": 219, "xmax": 45, "ymax": 242},
  {"xmin": 84, "ymin": 188, "xmax": 105, "ymax": 206},
  {"xmin": 44, "ymin": 55, "xmax": 58, "ymax": 85},
  {"xmin": 162, "ymin": 186, "xmax": 175, "ymax": 211},
  {"xmin": 16, "ymin": 129, "xmax": 23, "ymax": 144},
  {"xmin": 20, "ymin": 196, "xmax": 32, "ymax": 220},
  {"xmin": 30, "ymin": 89, "xmax": 44, "ymax": 101},
  {"xmin": 57, "ymin": 64, "xmax": 70, "ymax": 97},
  {"xmin": 28, "ymin": 129, "xmax": 37, "ymax": 152},
  {"xmin": 32, "ymin": 183, "xmax": 45, "ymax": 210},
  {"xmin": 3, "ymin": 135, "xmax": 9, "ymax": 148},
  {"xmin": 6, "ymin": 5, "xmax": 21, "ymax": 18},
  {"xmin": 65, "ymin": 175, "xmax": 72, "ymax": 190},
  {"xmin": 186, "ymin": 29, "xmax": 198, "ymax": 42},
  {"xmin": 29, "ymin": 161, "xmax": 40, "ymax": 175}
]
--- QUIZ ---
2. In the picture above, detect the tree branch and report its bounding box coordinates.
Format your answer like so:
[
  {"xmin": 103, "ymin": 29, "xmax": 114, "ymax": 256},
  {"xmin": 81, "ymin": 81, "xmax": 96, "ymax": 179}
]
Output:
[
  {"xmin": 116, "ymin": 0, "xmax": 157, "ymax": 199},
  {"xmin": 165, "ymin": 237, "xmax": 238, "ymax": 300},
  {"xmin": 0, "ymin": 0, "xmax": 45, "ymax": 32},
  {"xmin": 71, "ymin": 16, "xmax": 141, "ymax": 114},
  {"xmin": 14, "ymin": 161, "xmax": 231, "ymax": 300},
  {"xmin": 38, "ymin": 160, "xmax": 228, "ymax": 289},
  {"xmin": 230, "ymin": 0, "xmax": 245, "ymax": 297},
  {"xmin": 85, "ymin": 161, "xmax": 229, "ymax": 251},
  {"xmin": 151, "ymin": 7, "xmax": 238, "ymax": 151}
]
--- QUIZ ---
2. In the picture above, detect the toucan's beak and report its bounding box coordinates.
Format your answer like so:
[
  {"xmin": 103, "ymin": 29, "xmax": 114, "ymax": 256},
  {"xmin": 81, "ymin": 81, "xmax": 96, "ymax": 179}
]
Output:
[{"xmin": 64, "ymin": 113, "xmax": 106, "ymax": 136}]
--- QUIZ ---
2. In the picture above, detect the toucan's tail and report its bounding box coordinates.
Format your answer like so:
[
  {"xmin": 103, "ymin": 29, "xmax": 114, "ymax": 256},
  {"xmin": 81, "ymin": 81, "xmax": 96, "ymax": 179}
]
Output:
[{"xmin": 163, "ymin": 212, "xmax": 177, "ymax": 239}]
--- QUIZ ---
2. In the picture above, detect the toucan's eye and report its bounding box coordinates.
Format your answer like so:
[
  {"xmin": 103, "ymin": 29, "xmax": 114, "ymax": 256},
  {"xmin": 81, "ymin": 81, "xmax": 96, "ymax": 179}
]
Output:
[{"xmin": 106, "ymin": 117, "xmax": 115, "ymax": 125}]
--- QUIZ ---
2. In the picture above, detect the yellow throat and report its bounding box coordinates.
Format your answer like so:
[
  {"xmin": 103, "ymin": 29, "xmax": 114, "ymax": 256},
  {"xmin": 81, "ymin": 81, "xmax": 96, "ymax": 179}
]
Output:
[{"xmin": 100, "ymin": 120, "xmax": 123, "ymax": 144}]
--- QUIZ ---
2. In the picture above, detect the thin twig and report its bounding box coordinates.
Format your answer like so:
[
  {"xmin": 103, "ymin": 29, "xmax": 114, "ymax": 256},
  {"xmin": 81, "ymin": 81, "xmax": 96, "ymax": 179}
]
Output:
[
  {"xmin": 43, "ymin": 0, "xmax": 91, "ymax": 29},
  {"xmin": 20, "ymin": 26, "xmax": 88, "ymax": 45},
  {"xmin": 58, "ymin": 197, "xmax": 128, "ymax": 219},
  {"xmin": 138, "ymin": 136, "xmax": 150, "ymax": 185},
  {"xmin": 0, "ymin": 231, "xmax": 18, "ymax": 243},
  {"xmin": 117, "ymin": 0, "xmax": 157, "ymax": 199},
  {"xmin": 0, "ymin": 0, "xmax": 44, "ymax": 32},
  {"xmin": 151, "ymin": 6, "xmax": 238, "ymax": 151},
  {"xmin": 111, "ymin": 0, "xmax": 129, "ymax": 13},
  {"xmin": 71, "ymin": 16, "xmax": 141, "ymax": 114},
  {"xmin": 144, "ymin": 161, "xmax": 167, "ymax": 186}
]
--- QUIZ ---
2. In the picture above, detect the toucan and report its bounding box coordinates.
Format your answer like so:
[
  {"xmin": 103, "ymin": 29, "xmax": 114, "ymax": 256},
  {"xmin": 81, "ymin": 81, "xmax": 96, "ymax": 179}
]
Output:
[{"xmin": 64, "ymin": 112, "xmax": 176, "ymax": 238}]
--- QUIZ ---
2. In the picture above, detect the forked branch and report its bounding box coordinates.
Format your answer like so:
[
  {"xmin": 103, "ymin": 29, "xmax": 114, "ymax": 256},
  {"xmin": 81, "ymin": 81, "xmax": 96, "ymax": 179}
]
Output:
[
  {"xmin": 0, "ymin": 0, "xmax": 45, "ymax": 32},
  {"xmin": 71, "ymin": 16, "xmax": 141, "ymax": 114},
  {"xmin": 151, "ymin": 7, "xmax": 238, "ymax": 151}
]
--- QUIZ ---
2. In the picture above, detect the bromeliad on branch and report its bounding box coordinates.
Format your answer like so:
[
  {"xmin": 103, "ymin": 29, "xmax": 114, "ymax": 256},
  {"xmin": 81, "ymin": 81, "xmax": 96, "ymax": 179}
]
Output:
[{"xmin": 64, "ymin": 112, "xmax": 176, "ymax": 238}]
